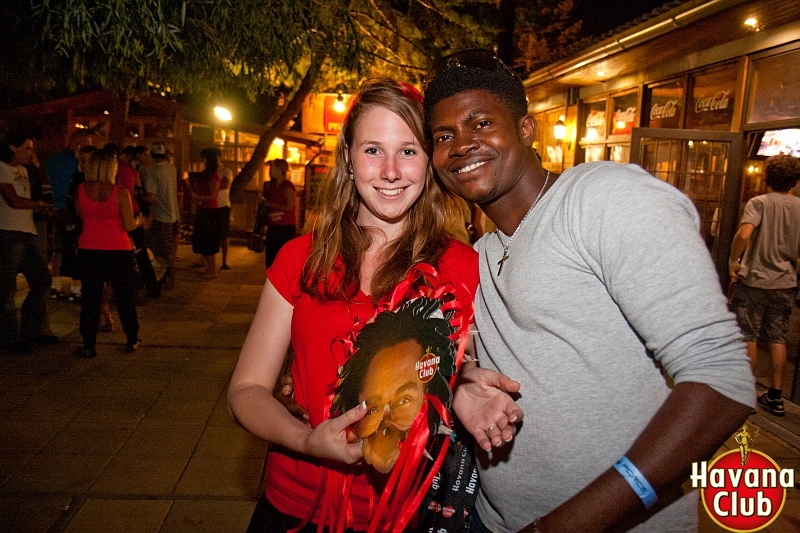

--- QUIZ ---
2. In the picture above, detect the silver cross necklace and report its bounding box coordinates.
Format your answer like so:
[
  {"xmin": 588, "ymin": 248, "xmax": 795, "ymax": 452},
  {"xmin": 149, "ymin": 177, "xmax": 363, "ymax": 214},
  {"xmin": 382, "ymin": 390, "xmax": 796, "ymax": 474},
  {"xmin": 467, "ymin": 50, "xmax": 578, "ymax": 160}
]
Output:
[{"xmin": 495, "ymin": 171, "xmax": 550, "ymax": 276}]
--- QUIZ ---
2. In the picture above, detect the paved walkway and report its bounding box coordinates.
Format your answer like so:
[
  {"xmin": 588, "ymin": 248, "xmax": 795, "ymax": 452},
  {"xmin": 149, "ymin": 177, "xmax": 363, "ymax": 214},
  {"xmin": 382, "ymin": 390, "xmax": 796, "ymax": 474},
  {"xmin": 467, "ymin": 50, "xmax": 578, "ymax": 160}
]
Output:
[
  {"xmin": 1, "ymin": 245, "xmax": 267, "ymax": 532},
  {"xmin": 1, "ymin": 244, "xmax": 798, "ymax": 532}
]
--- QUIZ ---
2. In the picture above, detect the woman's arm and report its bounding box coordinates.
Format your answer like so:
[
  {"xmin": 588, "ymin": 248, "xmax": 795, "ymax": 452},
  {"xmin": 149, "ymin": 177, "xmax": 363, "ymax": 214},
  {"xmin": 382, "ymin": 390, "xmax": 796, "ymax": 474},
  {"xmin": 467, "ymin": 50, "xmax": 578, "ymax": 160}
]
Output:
[
  {"xmin": 281, "ymin": 185, "xmax": 296, "ymax": 212},
  {"xmin": 117, "ymin": 188, "xmax": 140, "ymax": 232},
  {"xmin": 228, "ymin": 280, "xmax": 366, "ymax": 463}
]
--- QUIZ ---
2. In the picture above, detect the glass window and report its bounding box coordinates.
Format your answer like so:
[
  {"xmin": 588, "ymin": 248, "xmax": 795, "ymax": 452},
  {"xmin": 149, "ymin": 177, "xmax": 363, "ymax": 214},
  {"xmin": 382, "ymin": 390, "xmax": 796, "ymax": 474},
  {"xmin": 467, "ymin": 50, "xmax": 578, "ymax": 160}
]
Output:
[
  {"xmin": 687, "ymin": 67, "xmax": 737, "ymax": 131},
  {"xmin": 747, "ymin": 48, "xmax": 800, "ymax": 124},
  {"xmin": 543, "ymin": 110, "xmax": 564, "ymax": 167},
  {"xmin": 144, "ymin": 123, "xmax": 172, "ymax": 140},
  {"xmin": 582, "ymin": 100, "xmax": 607, "ymax": 142},
  {"xmin": 608, "ymin": 144, "xmax": 630, "ymax": 163},
  {"xmin": 611, "ymin": 92, "xmax": 637, "ymax": 136},
  {"xmin": 584, "ymin": 145, "xmax": 604, "ymax": 162},
  {"xmin": 647, "ymin": 80, "xmax": 683, "ymax": 129},
  {"xmin": 126, "ymin": 123, "xmax": 141, "ymax": 139}
]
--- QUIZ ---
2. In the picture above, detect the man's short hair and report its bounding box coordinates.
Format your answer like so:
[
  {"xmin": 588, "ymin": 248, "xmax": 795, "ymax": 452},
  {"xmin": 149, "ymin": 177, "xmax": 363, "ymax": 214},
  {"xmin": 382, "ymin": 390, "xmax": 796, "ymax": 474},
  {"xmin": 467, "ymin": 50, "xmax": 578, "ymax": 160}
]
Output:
[
  {"xmin": 121, "ymin": 145, "xmax": 138, "ymax": 157},
  {"xmin": 200, "ymin": 147, "xmax": 222, "ymax": 159},
  {"xmin": 423, "ymin": 52, "xmax": 528, "ymax": 124},
  {"xmin": 764, "ymin": 154, "xmax": 800, "ymax": 192},
  {"xmin": 269, "ymin": 159, "xmax": 289, "ymax": 174},
  {"xmin": 78, "ymin": 145, "xmax": 98, "ymax": 157}
]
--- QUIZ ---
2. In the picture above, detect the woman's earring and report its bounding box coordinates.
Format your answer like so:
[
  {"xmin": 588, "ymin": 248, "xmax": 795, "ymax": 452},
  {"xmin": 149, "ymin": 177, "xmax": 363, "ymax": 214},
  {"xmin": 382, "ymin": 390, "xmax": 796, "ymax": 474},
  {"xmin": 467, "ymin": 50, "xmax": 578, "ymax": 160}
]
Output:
[{"xmin": 349, "ymin": 170, "xmax": 354, "ymax": 181}]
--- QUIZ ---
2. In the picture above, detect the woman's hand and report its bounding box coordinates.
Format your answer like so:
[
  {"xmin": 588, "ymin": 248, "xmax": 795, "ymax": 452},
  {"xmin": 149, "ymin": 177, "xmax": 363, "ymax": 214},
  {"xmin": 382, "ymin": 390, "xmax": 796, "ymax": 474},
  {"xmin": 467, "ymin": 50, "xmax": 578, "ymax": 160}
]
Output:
[
  {"xmin": 302, "ymin": 401, "xmax": 367, "ymax": 464},
  {"xmin": 453, "ymin": 366, "xmax": 524, "ymax": 451}
]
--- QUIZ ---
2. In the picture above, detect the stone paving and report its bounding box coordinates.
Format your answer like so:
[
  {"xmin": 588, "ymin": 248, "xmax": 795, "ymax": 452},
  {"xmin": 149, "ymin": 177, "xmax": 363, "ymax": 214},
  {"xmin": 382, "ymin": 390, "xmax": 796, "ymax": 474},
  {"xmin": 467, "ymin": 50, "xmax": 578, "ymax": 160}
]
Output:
[
  {"xmin": 1, "ymin": 243, "xmax": 798, "ymax": 532},
  {"xmin": 1, "ymin": 245, "xmax": 267, "ymax": 532}
]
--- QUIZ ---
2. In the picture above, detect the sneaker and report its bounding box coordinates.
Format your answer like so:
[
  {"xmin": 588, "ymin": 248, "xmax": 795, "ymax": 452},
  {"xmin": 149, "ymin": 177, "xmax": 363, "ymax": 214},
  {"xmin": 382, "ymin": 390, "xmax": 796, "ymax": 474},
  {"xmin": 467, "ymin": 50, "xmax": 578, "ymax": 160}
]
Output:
[
  {"xmin": 757, "ymin": 392, "xmax": 785, "ymax": 417},
  {"xmin": 74, "ymin": 346, "xmax": 97, "ymax": 358},
  {"xmin": 220, "ymin": 264, "xmax": 231, "ymax": 270},
  {"xmin": 126, "ymin": 339, "xmax": 143, "ymax": 353}
]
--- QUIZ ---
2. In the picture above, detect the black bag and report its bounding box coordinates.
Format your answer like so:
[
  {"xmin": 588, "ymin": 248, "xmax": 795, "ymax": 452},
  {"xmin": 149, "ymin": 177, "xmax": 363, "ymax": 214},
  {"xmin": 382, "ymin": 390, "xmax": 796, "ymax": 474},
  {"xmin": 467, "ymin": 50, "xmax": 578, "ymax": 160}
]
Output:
[
  {"xmin": 249, "ymin": 200, "xmax": 269, "ymax": 253},
  {"xmin": 60, "ymin": 216, "xmax": 83, "ymax": 280},
  {"xmin": 417, "ymin": 433, "xmax": 480, "ymax": 532},
  {"xmin": 249, "ymin": 232, "xmax": 265, "ymax": 253}
]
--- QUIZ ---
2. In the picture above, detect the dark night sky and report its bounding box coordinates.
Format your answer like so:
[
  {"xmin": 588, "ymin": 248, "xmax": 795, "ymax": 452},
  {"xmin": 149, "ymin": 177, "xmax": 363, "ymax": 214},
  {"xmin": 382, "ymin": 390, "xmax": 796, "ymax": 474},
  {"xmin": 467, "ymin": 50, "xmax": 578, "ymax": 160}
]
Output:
[{"xmin": 573, "ymin": 0, "xmax": 680, "ymax": 37}]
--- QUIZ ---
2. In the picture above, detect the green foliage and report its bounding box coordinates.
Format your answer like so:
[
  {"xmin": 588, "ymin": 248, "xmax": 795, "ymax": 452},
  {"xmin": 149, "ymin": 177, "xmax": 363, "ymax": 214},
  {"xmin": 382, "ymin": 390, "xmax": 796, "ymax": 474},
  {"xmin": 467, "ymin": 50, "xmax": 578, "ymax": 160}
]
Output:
[
  {"xmin": 2, "ymin": 0, "xmax": 582, "ymax": 112},
  {"xmin": 514, "ymin": 0, "xmax": 584, "ymax": 74},
  {"xmin": 32, "ymin": 0, "xmax": 361, "ymax": 97},
  {"xmin": 17, "ymin": 0, "xmax": 502, "ymax": 101}
]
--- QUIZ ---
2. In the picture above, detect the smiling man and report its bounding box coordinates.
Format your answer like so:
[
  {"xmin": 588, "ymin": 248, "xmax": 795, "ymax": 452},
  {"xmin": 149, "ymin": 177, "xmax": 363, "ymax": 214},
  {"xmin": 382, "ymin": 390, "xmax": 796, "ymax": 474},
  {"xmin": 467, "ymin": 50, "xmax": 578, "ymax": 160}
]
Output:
[{"xmin": 423, "ymin": 49, "xmax": 755, "ymax": 533}]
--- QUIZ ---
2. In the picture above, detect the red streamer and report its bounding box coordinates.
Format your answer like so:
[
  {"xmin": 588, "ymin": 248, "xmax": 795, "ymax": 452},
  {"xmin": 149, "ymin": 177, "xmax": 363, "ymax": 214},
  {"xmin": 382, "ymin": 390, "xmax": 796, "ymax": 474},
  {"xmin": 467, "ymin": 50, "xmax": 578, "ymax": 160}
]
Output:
[{"xmin": 295, "ymin": 264, "xmax": 473, "ymax": 532}]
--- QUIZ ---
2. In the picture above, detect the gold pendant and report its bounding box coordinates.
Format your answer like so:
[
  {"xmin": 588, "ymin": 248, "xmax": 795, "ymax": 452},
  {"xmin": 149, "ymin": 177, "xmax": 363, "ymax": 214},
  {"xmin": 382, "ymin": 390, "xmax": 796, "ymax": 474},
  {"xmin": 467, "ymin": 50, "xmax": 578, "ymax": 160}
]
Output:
[{"xmin": 497, "ymin": 251, "xmax": 509, "ymax": 276}]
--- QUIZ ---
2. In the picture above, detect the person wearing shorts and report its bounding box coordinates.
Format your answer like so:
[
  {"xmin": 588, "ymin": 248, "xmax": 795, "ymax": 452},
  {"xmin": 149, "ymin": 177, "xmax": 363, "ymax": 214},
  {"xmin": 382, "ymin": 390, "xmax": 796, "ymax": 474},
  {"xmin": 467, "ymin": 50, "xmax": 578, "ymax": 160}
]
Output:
[
  {"xmin": 140, "ymin": 142, "xmax": 179, "ymax": 290},
  {"xmin": 730, "ymin": 154, "xmax": 800, "ymax": 416}
]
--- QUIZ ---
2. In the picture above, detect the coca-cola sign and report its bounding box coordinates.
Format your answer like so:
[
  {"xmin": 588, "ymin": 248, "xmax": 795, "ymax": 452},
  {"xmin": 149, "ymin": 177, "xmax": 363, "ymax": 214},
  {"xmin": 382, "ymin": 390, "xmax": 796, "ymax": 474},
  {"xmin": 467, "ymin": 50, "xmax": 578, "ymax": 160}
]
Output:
[
  {"xmin": 694, "ymin": 90, "xmax": 731, "ymax": 113},
  {"xmin": 650, "ymin": 100, "xmax": 679, "ymax": 120},
  {"xmin": 586, "ymin": 110, "xmax": 606, "ymax": 129},
  {"xmin": 612, "ymin": 106, "xmax": 636, "ymax": 135}
]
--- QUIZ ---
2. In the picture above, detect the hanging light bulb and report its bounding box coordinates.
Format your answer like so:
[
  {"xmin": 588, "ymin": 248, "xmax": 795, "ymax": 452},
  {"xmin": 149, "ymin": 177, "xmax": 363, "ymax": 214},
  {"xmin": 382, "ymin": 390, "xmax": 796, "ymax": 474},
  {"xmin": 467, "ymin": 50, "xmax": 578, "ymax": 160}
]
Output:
[
  {"xmin": 333, "ymin": 93, "xmax": 346, "ymax": 113},
  {"xmin": 214, "ymin": 106, "xmax": 232, "ymax": 121}
]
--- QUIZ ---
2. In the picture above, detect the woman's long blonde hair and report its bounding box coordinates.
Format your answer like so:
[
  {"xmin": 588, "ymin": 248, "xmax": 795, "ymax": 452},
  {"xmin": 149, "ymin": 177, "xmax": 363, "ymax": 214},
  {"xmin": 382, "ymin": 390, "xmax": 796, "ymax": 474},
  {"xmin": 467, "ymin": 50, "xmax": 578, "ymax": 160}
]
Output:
[
  {"xmin": 301, "ymin": 79, "xmax": 459, "ymax": 302},
  {"xmin": 85, "ymin": 148, "xmax": 118, "ymax": 184}
]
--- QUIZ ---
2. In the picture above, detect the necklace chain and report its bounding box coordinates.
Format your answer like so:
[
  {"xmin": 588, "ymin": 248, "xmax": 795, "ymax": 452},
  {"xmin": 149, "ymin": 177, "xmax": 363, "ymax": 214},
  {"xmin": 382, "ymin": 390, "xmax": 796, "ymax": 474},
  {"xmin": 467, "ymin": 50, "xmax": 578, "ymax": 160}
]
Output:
[{"xmin": 495, "ymin": 171, "xmax": 550, "ymax": 276}]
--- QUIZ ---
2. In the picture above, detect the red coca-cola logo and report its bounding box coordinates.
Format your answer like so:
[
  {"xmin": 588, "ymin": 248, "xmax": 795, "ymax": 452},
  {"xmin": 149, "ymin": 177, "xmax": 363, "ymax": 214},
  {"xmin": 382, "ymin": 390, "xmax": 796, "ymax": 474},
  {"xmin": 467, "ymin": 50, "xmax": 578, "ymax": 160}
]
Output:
[
  {"xmin": 442, "ymin": 505, "xmax": 455, "ymax": 518},
  {"xmin": 428, "ymin": 500, "xmax": 442, "ymax": 513}
]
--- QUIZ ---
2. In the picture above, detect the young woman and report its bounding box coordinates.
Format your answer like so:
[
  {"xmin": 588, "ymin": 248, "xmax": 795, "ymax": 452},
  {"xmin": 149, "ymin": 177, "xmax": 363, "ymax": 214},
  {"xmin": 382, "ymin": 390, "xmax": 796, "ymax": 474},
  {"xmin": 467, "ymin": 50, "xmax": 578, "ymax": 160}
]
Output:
[
  {"xmin": 190, "ymin": 149, "xmax": 221, "ymax": 279},
  {"xmin": 75, "ymin": 148, "xmax": 142, "ymax": 358},
  {"xmin": 228, "ymin": 79, "xmax": 479, "ymax": 532},
  {"xmin": 260, "ymin": 158, "xmax": 297, "ymax": 268}
]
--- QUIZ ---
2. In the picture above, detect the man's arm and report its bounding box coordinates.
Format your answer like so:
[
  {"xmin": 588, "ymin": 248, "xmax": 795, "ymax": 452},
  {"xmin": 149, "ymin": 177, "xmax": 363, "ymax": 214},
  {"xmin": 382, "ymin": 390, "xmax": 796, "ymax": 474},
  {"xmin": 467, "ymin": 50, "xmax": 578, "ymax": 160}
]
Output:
[
  {"xmin": 729, "ymin": 223, "xmax": 754, "ymax": 280},
  {"xmin": 0, "ymin": 183, "xmax": 51, "ymax": 212},
  {"xmin": 526, "ymin": 168, "xmax": 754, "ymax": 532},
  {"xmin": 530, "ymin": 382, "xmax": 749, "ymax": 532}
]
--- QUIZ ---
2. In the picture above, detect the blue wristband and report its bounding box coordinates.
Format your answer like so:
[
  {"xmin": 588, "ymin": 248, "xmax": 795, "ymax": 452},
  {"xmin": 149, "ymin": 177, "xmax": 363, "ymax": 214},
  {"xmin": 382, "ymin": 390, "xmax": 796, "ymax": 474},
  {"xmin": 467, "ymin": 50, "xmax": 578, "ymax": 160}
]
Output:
[{"xmin": 613, "ymin": 456, "xmax": 658, "ymax": 509}]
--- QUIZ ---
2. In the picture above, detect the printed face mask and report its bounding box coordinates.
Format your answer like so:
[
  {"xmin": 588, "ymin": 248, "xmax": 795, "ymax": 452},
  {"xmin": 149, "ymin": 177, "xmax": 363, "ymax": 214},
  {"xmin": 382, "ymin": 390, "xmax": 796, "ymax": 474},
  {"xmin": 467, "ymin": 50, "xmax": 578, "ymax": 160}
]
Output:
[
  {"xmin": 331, "ymin": 295, "xmax": 456, "ymax": 475},
  {"xmin": 354, "ymin": 340, "xmax": 438, "ymax": 472}
]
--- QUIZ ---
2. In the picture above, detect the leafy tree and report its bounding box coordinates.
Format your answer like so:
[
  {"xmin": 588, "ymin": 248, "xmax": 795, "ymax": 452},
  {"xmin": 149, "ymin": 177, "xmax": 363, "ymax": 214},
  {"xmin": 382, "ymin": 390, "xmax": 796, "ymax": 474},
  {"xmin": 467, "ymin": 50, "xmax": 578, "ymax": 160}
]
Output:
[
  {"xmin": 514, "ymin": 0, "xmax": 584, "ymax": 75},
  {"xmin": 8, "ymin": 0, "xmax": 500, "ymax": 195},
  {"xmin": 4, "ymin": 1, "xmax": 582, "ymax": 195}
]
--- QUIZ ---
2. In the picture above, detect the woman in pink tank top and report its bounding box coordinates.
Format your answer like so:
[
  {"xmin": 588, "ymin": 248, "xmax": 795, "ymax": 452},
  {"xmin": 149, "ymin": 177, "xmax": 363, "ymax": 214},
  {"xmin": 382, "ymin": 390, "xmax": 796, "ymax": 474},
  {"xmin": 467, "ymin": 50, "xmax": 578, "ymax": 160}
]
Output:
[{"xmin": 74, "ymin": 148, "xmax": 144, "ymax": 358}]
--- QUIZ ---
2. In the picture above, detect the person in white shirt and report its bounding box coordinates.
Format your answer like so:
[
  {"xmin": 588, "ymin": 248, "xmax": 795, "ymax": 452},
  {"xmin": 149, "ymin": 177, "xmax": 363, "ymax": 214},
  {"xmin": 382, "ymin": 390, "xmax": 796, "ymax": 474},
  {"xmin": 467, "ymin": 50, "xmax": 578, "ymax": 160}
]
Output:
[{"xmin": 0, "ymin": 133, "xmax": 56, "ymax": 353}]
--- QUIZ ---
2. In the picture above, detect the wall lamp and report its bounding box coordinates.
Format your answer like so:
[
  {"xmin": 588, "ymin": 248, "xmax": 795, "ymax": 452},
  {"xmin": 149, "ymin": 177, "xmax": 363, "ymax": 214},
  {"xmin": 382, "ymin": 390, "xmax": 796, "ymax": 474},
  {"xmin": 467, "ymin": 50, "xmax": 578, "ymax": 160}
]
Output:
[{"xmin": 554, "ymin": 115, "xmax": 571, "ymax": 149}]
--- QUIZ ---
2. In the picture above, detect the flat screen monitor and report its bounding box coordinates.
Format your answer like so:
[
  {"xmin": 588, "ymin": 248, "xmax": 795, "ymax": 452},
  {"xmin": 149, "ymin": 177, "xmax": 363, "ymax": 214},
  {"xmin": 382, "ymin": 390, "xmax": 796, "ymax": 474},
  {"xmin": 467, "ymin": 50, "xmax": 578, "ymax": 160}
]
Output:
[{"xmin": 757, "ymin": 129, "xmax": 800, "ymax": 157}]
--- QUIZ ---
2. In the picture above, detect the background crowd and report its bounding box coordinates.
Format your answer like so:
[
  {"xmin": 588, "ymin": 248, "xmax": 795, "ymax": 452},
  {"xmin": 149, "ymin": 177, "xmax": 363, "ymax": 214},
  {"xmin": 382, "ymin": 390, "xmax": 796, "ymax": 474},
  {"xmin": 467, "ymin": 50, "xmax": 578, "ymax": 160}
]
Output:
[{"xmin": 0, "ymin": 132, "xmax": 269, "ymax": 357}]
